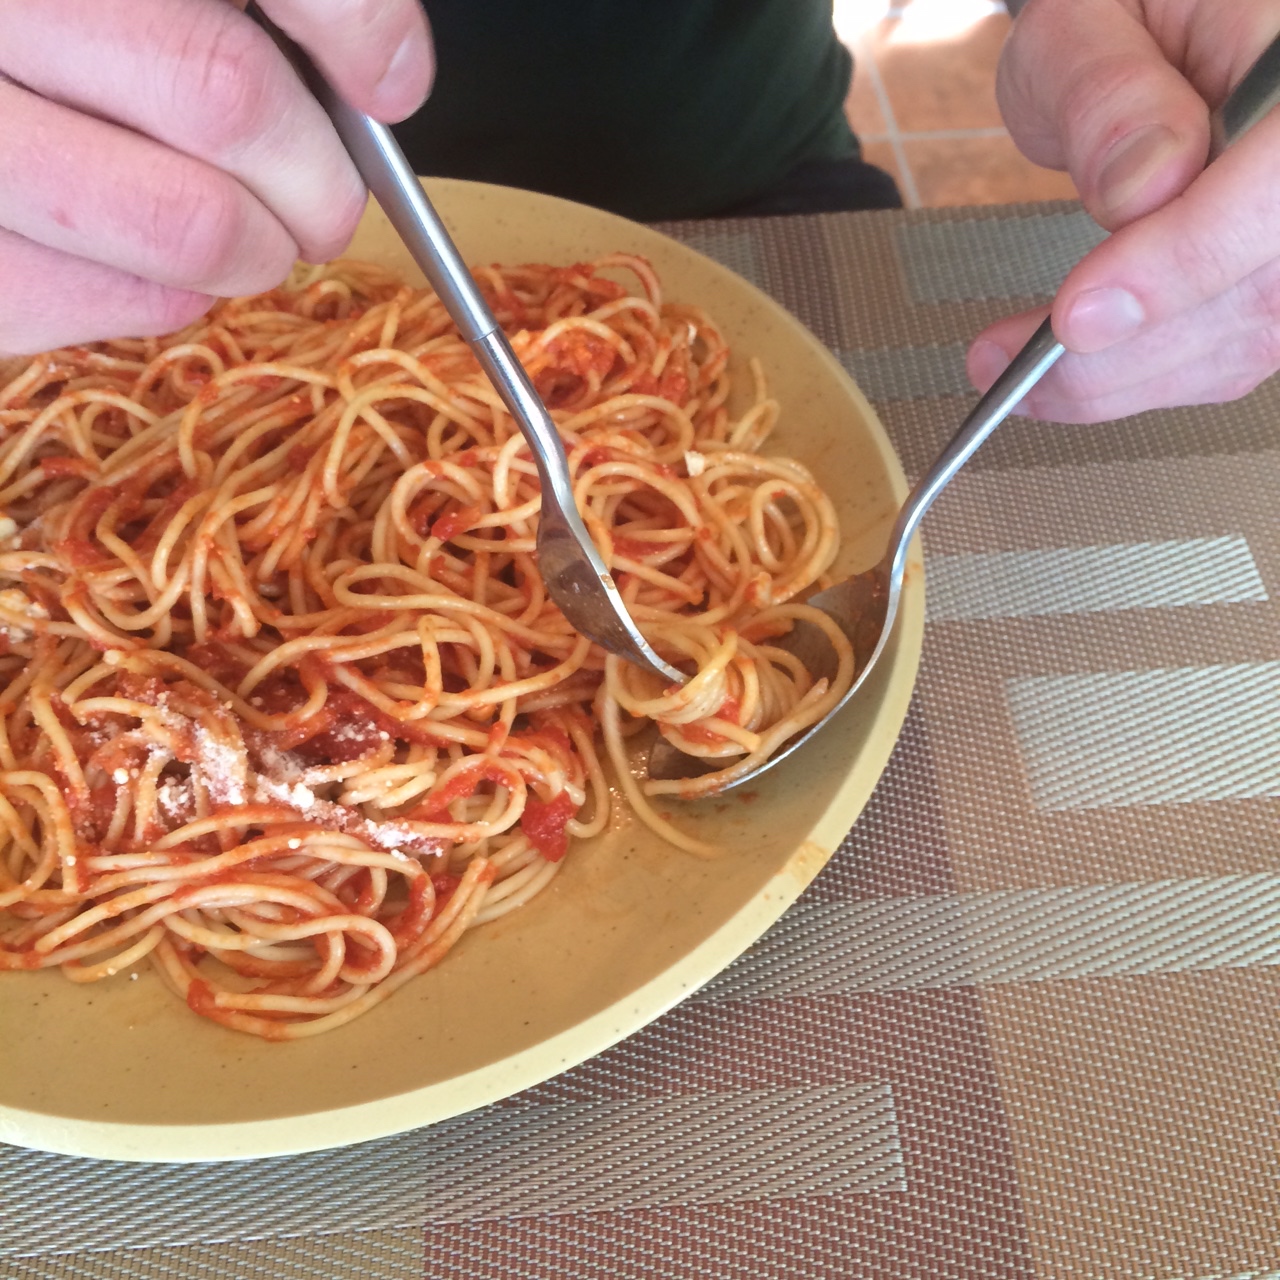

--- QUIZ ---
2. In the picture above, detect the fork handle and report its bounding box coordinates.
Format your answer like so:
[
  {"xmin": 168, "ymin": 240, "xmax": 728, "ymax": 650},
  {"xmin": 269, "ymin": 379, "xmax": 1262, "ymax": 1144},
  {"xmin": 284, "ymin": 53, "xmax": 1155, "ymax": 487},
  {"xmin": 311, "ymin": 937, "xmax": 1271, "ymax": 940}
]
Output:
[{"xmin": 244, "ymin": 4, "xmax": 575, "ymax": 498}]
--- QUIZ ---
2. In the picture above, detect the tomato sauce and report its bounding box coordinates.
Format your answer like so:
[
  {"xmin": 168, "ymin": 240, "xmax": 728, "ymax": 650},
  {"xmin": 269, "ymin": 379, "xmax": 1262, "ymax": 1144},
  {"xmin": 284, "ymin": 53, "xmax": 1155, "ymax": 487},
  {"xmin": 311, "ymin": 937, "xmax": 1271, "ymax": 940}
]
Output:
[
  {"xmin": 670, "ymin": 696, "xmax": 741, "ymax": 747},
  {"xmin": 430, "ymin": 503, "xmax": 482, "ymax": 542},
  {"xmin": 185, "ymin": 978, "xmax": 218, "ymax": 1017},
  {"xmin": 411, "ymin": 755, "xmax": 525, "ymax": 822},
  {"xmin": 610, "ymin": 534, "xmax": 661, "ymax": 559},
  {"xmin": 39, "ymin": 456, "xmax": 92, "ymax": 479},
  {"xmin": 387, "ymin": 875, "xmax": 434, "ymax": 945},
  {"xmin": 521, "ymin": 789, "xmax": 576, "ymax": 862},
  {"xmin": 407, "ymin": 494, "xmax": 441, "ymax": 537}
]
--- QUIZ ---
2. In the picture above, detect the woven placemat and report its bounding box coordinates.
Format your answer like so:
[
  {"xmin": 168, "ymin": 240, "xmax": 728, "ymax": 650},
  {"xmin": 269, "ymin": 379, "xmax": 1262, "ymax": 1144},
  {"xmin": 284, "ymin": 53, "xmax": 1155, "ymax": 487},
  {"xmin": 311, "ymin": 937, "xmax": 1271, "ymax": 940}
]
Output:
[{"xmin": 3, "ymin": 202, "xmax": 1278, "ymax": 1280}]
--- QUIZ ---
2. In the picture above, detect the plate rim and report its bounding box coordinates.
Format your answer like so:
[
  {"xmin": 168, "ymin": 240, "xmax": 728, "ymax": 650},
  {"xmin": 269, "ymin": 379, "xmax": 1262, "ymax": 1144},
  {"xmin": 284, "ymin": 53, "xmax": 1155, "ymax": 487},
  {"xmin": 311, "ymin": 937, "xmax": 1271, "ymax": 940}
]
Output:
[{"xmin": 0, "ymin": 178, "xmax": 924, "ymax": 1162}]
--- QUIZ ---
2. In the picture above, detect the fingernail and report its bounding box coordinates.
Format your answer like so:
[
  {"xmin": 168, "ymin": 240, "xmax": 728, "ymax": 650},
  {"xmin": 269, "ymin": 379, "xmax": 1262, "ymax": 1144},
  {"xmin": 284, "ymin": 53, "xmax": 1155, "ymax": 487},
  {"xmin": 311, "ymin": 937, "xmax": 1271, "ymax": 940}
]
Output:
[
  {"xmin": 371, "ymin": 33, "xmax": 428, "ymax": 120},
  {"xmin": 1097, "ymin": 124, "xmax": 1179, "ymax": 221},
  {"xmin": 1062, "ymin": 287, "xmax": 1145, "ymax": 351},
  {"xmin": 969, "ymin": 339, "xmax": 1011, "ymax": 390}
]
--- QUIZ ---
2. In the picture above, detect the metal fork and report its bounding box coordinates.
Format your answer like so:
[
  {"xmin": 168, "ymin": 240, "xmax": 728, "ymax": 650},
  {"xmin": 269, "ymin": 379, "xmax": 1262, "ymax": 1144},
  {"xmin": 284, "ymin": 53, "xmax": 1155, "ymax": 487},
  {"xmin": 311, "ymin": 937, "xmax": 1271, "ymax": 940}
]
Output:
[{"xmin": 246, "ymin": 4, "xmax": 685, "ymax": 685}]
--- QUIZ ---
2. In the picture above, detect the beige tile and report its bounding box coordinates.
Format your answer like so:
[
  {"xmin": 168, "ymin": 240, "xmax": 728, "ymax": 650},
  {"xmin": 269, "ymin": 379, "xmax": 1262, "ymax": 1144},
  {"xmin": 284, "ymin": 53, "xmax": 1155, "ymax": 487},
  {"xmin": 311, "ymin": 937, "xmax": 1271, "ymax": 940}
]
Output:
[
  {"xmin": 870, "ymin": 11, "xmax": 1011, "ymax": 133},
  {"xmin": 903, "ymin": 133, "xmax": 1079, "ymax": 207},
  {"xmin": 843, "ymin": 36, "xmax": 887, "ymax": 138}
]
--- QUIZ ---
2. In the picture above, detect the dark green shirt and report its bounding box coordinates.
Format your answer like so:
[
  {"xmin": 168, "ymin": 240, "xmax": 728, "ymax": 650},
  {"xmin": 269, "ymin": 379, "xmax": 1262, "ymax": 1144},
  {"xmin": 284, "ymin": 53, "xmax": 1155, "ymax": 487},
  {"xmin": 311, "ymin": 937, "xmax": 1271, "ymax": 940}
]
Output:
[{"xmin": 393, "ymin": 0, "xmax": 857, "ymax": 220}]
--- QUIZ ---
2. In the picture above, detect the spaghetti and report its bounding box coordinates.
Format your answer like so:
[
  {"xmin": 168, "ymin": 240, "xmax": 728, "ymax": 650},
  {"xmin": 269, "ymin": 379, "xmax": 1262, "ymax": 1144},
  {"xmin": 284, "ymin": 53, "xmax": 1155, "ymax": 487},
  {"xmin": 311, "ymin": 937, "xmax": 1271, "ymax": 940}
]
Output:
[{"xmin": 0, "ymin": 254, "xmax": 853, "ymax": 1039}]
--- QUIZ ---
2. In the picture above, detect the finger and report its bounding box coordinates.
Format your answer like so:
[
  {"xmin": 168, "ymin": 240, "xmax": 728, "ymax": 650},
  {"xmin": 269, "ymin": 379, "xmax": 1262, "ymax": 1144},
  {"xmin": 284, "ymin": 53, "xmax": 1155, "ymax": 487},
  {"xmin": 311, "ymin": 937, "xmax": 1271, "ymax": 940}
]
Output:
[
  {"xmin": 0, "ymin": 0, "xmax": 366, "ymax": 264},
  {"xmin": 1002, "ymin": 342, "xmax": 1272, "ymax": 424},
  {"xmin": 970, "ymin": 303, "xmax": 1203, "ymax": 411},
  {"xmin": 260, "ymin": 0, "xmax": 434, "ymax": 122},
  {"xmin": 998, "ymin": 0, "xmax": 1210, "ymax": 229},
  {"xmin": 0, "ymin": 228, "xmax": 211, "ymax": 358},
  {"xmin": 968, "ymin": 308, "xmax": 1182, "ymax": 423},
  {"xmin": 969, "ymin": 262, "xmax": 1280, "ymax": 422},
  {"xmin": 1052, "ymin": 106, "xmax": 1280, "ymax": 354},
  {"xmin": 0, "ymin": 80, "xmax": 296, "ymax": 297},
  {"xmin": 967, "ymin": 306, "xmax": 1051, "ymax": 391}
]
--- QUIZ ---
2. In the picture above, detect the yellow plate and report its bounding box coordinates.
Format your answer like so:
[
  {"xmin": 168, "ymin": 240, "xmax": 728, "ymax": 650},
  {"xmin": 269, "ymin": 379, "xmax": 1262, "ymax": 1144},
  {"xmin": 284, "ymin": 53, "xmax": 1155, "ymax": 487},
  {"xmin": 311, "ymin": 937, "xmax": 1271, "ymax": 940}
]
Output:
[{"xmin": 0, "ymin": 179, "xmax": 923, "ymax": 1162}]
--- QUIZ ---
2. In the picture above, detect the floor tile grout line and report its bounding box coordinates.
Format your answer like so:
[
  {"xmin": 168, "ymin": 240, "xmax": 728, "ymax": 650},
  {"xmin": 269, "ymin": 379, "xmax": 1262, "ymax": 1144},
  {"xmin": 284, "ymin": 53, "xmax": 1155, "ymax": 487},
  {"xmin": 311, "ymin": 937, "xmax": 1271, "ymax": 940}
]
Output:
[
  {"xmin": 857, "ymin": 48, "xmax": 921, "ymax": 208},
  {"xmin": 862, "ymin": 127, "xmax": 1012, "ymax": 143},
  {"xmin": 841, "ymin": 0, "xmax": 1022, "ymax": 209}
]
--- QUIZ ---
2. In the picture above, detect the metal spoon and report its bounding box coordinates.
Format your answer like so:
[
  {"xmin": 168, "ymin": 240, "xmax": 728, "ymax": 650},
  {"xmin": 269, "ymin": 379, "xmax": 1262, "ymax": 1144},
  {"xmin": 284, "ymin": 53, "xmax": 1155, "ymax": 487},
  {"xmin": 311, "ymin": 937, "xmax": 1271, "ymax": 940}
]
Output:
[
  {"xmin": 648, "ymin": 320, "xmax": 1063, "ymax": 784},
  {"xmin": 246, "ymin": 4, "xmax": 685, "ymax": 685},
  {"xmin": 651, "ymin": 30, "xmax": 1280, "ymax": 786}
]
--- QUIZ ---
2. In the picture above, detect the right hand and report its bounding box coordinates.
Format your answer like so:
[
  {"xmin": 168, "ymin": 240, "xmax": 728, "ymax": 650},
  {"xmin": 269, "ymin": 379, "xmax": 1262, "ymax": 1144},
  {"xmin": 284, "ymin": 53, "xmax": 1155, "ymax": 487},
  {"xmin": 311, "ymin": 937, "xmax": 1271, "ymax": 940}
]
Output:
[
  {"xmin": 966, "ymin": 0, "xmax": 1280, "ymax": 422},
  {"xmin": 0, "ymin": 0, "xmax": 434, "ymax": 356}
]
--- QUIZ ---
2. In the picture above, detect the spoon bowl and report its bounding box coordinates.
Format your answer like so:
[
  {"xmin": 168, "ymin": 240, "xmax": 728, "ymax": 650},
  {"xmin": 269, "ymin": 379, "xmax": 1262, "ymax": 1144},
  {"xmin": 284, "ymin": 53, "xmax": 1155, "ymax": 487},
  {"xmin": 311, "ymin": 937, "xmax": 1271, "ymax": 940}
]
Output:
[{"xmin": 649, "ymin": 318, "xmax": 1065, "ymax": 786}]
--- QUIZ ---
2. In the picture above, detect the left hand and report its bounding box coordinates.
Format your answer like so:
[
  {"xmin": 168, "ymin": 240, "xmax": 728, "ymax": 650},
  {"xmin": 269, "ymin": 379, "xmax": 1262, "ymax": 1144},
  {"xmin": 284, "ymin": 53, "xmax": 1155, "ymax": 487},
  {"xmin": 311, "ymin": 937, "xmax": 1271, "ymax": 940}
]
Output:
[
  {"xmin": 0, "ymin": 0, "xmax": 434, "ymax": 355},
  {"xmin": 967, "ymin": 0, "xmax": 1280, "ymax": 423}
]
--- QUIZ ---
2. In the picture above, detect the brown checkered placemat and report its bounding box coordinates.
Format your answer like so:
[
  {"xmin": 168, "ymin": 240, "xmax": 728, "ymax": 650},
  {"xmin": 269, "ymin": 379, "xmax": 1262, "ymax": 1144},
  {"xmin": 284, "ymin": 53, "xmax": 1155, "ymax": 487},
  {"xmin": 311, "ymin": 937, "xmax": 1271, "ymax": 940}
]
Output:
[{"xmin": 3, "ymin": 202, "xmax": 1278, "ymax": 1280}]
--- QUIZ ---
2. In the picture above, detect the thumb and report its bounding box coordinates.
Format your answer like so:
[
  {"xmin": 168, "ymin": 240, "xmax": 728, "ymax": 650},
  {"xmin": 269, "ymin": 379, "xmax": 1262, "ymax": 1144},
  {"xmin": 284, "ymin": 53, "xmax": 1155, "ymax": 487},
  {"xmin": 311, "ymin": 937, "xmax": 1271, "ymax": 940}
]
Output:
[
  {"xmin": 999, "ymin": 0, "xmax": 1211, "ymax": 230},
  {"xmin": 255, "ymin": 0, "xmax": 435, "ymax": 123}
]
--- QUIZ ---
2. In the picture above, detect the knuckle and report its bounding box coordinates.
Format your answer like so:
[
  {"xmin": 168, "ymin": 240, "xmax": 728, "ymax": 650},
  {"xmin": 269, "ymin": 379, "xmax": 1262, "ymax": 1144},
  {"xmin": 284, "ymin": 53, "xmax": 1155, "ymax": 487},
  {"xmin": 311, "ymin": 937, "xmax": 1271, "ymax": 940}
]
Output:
[
  {"xmin": 1048, "ymin": 350, "xmax": 1107, "ymax": 405},
  {"xmin": 104, "ymin": 277, "xmax": 214, "ymax": 341},
  {"xmin": 1238, "ymin": 322, "xmax": 1280, "ymax": 381},
  {"xmin": 173, "ymin": 12, "xmax": 278, "ymax": 158},
  {"xmin": 147, "ymin": 287, "xmax": 215, "ymax": 338},
  {"xmin": 1239, "ymin": 264, "xmax": 1280, "ymax": 329},
  {"xmin": 140, "ymin": 165, "xmax": 248, "ymax": 291},
  {"xmin": 114, "ymin": 269, "xmax": 213, "ymax": 337},
  {"xmin": 1166, "ymin": 229, "xmax": 1236, "ymax": 300},
  {"xmin": 1212, "ymin": 370, "xmax": 1267, "ymax": 403},
  {"xmin": 1058, "ymin": 56, "xmax": 1148, "ymax": 154}
]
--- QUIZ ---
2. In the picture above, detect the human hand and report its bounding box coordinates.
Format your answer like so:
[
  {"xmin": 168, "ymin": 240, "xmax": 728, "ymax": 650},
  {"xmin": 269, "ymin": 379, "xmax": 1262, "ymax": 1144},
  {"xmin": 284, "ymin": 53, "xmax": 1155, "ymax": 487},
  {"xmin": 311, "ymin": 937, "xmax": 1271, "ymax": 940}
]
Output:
[
  {"xmin": 0, "ymin": 0, "xmax": 433, "ymax": 355},
  {"xmin": 967, "ymin": 0, "xmax": 1280, "ymax": 422}
]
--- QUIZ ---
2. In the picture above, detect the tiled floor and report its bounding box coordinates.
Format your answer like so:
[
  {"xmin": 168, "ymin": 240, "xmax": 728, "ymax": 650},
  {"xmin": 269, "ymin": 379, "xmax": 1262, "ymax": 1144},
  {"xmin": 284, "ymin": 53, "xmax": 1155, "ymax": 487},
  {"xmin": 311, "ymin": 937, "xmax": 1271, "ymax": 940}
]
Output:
[{"xmin": 837, "ymin": 0, "xmax": 1080, "ymax": 208}]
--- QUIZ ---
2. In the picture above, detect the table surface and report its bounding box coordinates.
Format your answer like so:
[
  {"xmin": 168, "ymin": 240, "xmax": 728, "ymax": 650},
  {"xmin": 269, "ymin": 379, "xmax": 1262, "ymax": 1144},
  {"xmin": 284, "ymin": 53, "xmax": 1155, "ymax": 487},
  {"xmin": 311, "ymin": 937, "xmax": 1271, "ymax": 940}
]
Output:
[{"xmin": 3, "ymin": 200, "xmax": 1278, "ymax": 1280}]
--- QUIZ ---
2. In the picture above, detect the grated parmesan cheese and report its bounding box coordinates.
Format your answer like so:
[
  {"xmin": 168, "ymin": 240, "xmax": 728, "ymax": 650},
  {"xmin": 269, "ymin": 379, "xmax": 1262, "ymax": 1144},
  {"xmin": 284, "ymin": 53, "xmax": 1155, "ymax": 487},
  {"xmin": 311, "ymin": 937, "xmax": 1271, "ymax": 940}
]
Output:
[
  {"xmin": 0, "ymin": 588, "xmax": 48, "ymax": 641},
  {"xmin": 191, "ymin": 723, "xmax": 247, "ymax": 805}
]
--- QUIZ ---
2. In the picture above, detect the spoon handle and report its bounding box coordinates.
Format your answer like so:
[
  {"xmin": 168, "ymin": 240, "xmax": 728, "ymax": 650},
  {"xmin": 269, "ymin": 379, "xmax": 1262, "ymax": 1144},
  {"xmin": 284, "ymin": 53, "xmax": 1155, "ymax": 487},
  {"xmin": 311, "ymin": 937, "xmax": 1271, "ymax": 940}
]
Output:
[
  {"xmin": 886, "ymin": 26, "xmax": 1280, "ymax": 596},
  {"xmin": 885, "ymin": 317, "xmax": 1063, "ymax": 587}
]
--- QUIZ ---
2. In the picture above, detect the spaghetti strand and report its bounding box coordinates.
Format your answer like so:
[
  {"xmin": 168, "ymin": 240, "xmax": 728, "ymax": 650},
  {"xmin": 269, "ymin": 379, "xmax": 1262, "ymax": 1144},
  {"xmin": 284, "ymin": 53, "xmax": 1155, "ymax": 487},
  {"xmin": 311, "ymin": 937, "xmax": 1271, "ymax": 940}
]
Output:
[{"xmin": 0, "ymin": 254, "xmax": 853, "ymax": 1038}]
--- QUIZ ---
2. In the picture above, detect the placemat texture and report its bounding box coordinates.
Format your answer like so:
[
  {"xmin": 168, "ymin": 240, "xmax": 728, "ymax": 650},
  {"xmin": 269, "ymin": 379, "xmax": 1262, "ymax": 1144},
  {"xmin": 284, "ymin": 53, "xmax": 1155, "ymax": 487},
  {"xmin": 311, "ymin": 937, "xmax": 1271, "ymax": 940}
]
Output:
[{"xmin": 2, "ymin": 202, "xmax": 1277, "ymax": 1280}]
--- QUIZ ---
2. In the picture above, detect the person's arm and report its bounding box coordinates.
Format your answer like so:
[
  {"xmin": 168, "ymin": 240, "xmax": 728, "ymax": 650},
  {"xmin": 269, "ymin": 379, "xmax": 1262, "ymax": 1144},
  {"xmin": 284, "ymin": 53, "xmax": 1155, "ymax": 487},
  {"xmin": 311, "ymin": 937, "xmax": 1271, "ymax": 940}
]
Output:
[
  {"xmin": 0, "ymin": 0, "xmax": 433, "ymax": 356},
  {"xmin": 968, "ymin": 0, "xmax": 1280, "ymax": 421}
]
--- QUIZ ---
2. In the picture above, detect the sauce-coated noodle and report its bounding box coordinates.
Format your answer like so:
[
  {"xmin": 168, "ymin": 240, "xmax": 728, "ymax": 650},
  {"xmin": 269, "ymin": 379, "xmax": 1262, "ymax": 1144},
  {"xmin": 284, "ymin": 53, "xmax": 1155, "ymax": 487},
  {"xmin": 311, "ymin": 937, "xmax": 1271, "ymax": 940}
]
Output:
[{"xmin": 0, "ymin": 256, "xmax": 852, "ymax": 1038}]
